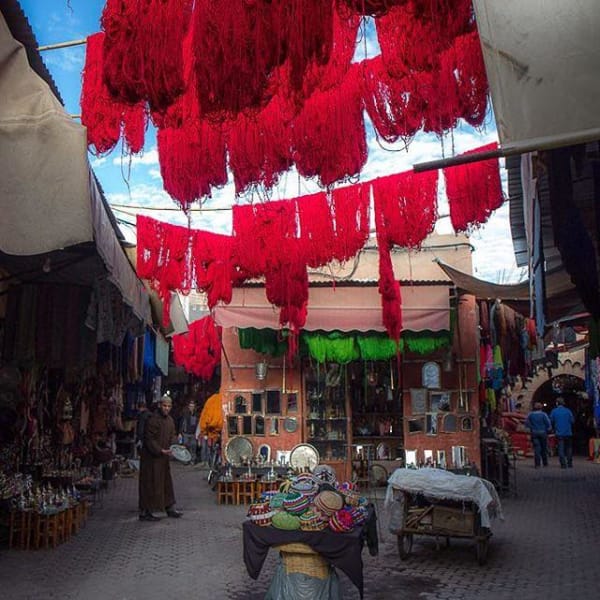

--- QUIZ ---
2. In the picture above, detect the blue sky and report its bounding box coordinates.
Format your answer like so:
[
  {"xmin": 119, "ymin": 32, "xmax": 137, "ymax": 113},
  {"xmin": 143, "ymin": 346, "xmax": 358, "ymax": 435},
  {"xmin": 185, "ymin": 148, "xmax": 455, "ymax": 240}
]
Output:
[{"xmin": 19, "ymin": 0, "xmax": 520, "ymax": 282}]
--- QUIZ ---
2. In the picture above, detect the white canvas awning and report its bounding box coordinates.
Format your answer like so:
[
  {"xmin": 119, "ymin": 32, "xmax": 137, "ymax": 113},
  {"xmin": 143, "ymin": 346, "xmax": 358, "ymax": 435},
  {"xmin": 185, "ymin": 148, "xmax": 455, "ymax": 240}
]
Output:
[
  {"xmin": 214, "ymin": 285, "xmax": 451, "ymax": 333},
  {"xmin": 473, "ymin": 0, "xmax": 600, "ymax": 153},
  {"xmin": 0, "ymin": 10, "xmax": 150, "ymax": 324}
]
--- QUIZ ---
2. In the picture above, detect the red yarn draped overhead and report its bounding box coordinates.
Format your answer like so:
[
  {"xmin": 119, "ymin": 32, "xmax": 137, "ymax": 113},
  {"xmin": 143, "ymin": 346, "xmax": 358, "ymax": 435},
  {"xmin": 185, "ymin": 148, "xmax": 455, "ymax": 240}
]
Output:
[
  {"xmin": 339, "ymin": 0, "xmax": 409, "ymax": 17},
  {"xmin": 172, "ymin": 316, "xmax": 221, "ymax": 380},
  {"xmin": 227, "ymin": 94, "xmax": 294, "ymax": 195},
  {"xmin": 282, "ymin": 0, "xmax": 335, "ymax": 94},
  {"xmin": 191, "ymin": 0, "xmax": 286, "ymax": 118},
  {"xmin": 330, "ymin": 184, "xmax": 370, "ymax": 262},
  {"xmin": 101, "ymin": 0, "xmax": 192, "ymax": 113},
  {"xmin": 157, "ymin": 120, "xmax": 227, "ymax": 212},
  {"xmin": 192, "ymin": 231, "xmax": 235, "ymax": 309},
  {"xmin": 136, "ymin": 215, "xmax": 193, "ymax": 325},
  {"xmin": 377, "ymin": 239, "xmax": 403, "ymax": 341},
  {"xmin": 297, "ymin": 192, "xmax": 335, "ymax": 268},
  {"xmin": 439, "ymin": 30, "xmax": 489, "ymax": 129},
  {"xmin": 376, "ymin": 0, "xmax": 473, "ymax": 78},
  {"xmin": 301, "ymin": 6, "xmax": 360, "ymax": 96},
  {"xmin": 232, "ymin": 200, "xmax": 298, "ymax": 279},
  {"xmin": 292, "ymin": 66, "xmax": 367, "ymax": 186},
  {"xmin": 373, "ymin": 170, "xmax": 438, "ymax": 249},
  {"xmin": 444, "ymin": 142, "xmax": 505, "ymax": 233},
  {"xmin": 122, "ymin": 103, "xmax": 147, "ymax": 155},
  {"xmin": 81, "ymin": 32, "xmax": 122, "ymax": 155},
  {"xmin": 361, "ymin": 57, "xmax": 425, "ymax": 144}
]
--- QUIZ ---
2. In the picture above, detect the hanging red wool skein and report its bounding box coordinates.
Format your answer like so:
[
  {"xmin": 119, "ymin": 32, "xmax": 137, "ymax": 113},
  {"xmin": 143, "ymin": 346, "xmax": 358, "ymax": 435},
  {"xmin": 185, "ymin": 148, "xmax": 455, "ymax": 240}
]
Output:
[
  {"xmin": 375, "ymin": 0, "xmax": 473, "ymax": 78},
  {"xmin": 101, "ymin": 0, "xmax": 192, "ymax": 114},
  {"xmin": 226, "ymin": 94, "xmax": 295, "ymax": 195},
  {"xmin": 80, "ymin": 32, "xmax": 122, "ymax": 155},
  {"xmin": 372, "ymin": 169, "xmax": 438, "ymax": 249},
  {"xmin": 157, "ymin": 119, "xmax": 227, "ymax": 212},
  {"xmin": 330, "ymin": 184, "xmax": 371, "ymax": 263},
  {"xmin": 191, "ymin": 0, "xmax": 286, "ymax": 119},
  {"xmin": 192, "ymin": 231, "xmax": 235, "ymax": 309},
  {"xmin": 360, "ymin": 56, "xmax": 425, "ymax": 144},
  {"xmin": 377, "ymin": 236, "xmax": 403, "ymax": 342},
  {"xmin": 444, "ymin": 142, "xmax": 505, "ymax": 233},
  {"xmin": 292, "ymin": 64, "xmax": 367, "ymax": 187},
  {"xmin": 297, "ymin": 192, "xmax": 336, "ymax": 268},
  {"xmin": 172, "ymin": 316, "xmax": 222, "ymax": 381}
]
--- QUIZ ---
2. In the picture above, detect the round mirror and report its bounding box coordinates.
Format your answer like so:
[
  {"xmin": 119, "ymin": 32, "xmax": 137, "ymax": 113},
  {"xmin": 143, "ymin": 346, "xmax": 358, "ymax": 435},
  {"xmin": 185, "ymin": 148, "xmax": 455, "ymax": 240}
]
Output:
[{"xmin": 283, "ymin": 417, "xmax": 298, "ymax": 433}]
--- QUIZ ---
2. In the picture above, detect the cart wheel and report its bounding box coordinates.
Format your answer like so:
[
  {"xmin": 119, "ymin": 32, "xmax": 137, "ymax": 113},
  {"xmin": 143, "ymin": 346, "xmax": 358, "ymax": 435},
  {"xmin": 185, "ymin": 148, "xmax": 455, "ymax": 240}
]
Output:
[
  {"xmin": 476, "ymin": 537, "xmax": 489, "ymax": 565},
  {"xmin": 398, "ymin": 534, "xmax": 413, "ymax": 560}
]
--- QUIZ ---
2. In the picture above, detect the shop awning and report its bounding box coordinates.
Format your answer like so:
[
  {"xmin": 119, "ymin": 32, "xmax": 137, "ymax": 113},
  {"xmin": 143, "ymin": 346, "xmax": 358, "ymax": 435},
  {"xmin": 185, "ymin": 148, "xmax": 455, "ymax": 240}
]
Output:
[
  {"xmin": 435, "ymin": 259, "xmax": 585, "ymax": 324},
  {"xmin": 473, "ymin": 0, "xmax": 600, "ymax": 153},
  {"xmin": 214, "ymin": 285, "xmax": 451, "ymax": 333},
  {"xmin": 0, "ymin": 9, "xmax": 150, "ymax": 324}
]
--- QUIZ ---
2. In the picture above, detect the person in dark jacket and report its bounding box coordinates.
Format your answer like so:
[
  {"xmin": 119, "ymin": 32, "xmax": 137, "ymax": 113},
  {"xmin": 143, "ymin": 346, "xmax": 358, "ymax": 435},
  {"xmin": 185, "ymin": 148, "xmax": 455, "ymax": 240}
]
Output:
[
  {"xmin": 138, "ymin": 395, "xmax": 183, "ymax": 521},
  {"xmin": 178, "ymin": 399, "xmax": 199, "ymax": 464},
  {"xmin": 550, "ymin": 397, "xmax": 575, "ymax": 469},
  {"xmin": 525, "ymin": 402, "xmax": 552, "ymax": 468}
]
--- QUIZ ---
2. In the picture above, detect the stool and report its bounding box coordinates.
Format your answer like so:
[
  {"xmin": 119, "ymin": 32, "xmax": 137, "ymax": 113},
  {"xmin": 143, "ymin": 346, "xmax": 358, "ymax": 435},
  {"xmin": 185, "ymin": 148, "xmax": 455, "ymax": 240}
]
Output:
[
  {"xmin": 236, "ymin": 479, "xmax": 256, "ymax": 505},
  {"xmin": 33, "ymin": 512, "xmax": 67, "ymax": 549},
  {"xmin": 257, "ymin": 479, "xmax": 281, "ymax": 497},
  {"xmin": 216, "ymin": 480, "xmax": 236, "ymax": 505},
  {"xmin": 9, "ymin": 510, "xmax": 33, "ymax": 550}
]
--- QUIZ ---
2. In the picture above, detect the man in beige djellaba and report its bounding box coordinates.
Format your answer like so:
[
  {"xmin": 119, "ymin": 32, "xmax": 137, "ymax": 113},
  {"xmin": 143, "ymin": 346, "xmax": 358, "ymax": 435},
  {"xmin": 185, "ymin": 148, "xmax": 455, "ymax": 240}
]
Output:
[{"xmin": 138, "ymin": 395, "xmax": 183, "ymax": 521}]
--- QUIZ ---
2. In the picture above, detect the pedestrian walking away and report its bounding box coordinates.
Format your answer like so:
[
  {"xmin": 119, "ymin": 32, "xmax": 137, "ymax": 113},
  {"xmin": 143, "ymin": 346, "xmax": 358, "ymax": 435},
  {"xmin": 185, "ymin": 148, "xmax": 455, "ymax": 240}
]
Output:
[
  {"xmin": 138, "ymin": 394, "xmax": 183, "ymax": 521},
  {"xmin": 525, "ymin": 401, "xmax": 552, "ymax": 468},
  {"xmin": 550, "ymin": 397, "xmax": 575, "ymax": 469}
]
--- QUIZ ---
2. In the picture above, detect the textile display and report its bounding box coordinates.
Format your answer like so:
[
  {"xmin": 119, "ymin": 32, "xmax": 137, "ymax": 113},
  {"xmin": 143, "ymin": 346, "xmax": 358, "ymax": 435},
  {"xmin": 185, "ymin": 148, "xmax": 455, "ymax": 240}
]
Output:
[{"xmin": 199, "ymin": 392, "xmax": 223, "ymax": 441}]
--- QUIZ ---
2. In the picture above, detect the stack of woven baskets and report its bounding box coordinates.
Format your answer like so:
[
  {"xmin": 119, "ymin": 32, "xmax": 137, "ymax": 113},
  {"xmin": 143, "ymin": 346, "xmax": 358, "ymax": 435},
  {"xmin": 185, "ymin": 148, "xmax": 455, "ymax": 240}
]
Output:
[{"xmin": 246, "ymin": 472, "xmax": 369, "ymax": 532}]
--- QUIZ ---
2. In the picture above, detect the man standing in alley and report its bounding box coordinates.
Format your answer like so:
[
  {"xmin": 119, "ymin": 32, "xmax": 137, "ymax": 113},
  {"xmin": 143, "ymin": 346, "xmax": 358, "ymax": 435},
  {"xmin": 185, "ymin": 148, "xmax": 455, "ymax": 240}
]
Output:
[
  {"xmin": 550, "ymin": 397, "xmax": 575, "ymax": 469},
  {"xmin": 525, "ymin": 401, "xmax": 552, "ymax": 468},
  {"xmin": 178, "ymin": 398, "xmax": 200, "ymax": 464},
  {"xmin": 138, "ymin": 394, "xmax": 183, "ymax": 521}
]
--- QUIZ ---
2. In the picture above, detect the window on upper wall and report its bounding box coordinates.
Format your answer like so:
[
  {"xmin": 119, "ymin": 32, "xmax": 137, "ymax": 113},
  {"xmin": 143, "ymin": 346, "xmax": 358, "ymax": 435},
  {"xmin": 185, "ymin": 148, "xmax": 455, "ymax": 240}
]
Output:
[
  {"xmin": 266, "ymin": 390, "xmax": 281, "ymax": 414},
  {"xmin": 254, "ymin": 416, "xmax": 265, "ymax": 436}
]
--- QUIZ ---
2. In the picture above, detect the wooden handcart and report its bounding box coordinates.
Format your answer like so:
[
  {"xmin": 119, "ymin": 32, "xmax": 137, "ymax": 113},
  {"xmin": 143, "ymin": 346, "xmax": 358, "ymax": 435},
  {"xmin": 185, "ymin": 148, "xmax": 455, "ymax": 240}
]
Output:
[{"xmin": 395, "ymin": 491, "xmax": 491, "ymax": 565}]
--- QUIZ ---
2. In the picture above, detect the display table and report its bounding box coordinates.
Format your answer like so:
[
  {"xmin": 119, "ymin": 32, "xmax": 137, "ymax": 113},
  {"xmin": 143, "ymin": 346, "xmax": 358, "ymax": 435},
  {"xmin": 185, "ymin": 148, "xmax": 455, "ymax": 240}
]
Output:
[{"xmin": 243, "ymin": 505, "xmax": 377, "ymax": 598}]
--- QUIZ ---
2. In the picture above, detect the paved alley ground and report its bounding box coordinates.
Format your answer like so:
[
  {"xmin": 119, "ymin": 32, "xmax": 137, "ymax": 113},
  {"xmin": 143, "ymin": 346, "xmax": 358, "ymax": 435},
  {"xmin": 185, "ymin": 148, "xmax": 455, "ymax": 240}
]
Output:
[{"xmin": 1, "ymin": 456, "xmax": 598, "ymax": 600}]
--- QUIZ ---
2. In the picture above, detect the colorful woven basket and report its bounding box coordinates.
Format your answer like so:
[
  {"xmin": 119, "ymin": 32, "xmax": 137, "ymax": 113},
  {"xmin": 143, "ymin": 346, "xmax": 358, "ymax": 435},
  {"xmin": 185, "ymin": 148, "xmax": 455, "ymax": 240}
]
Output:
[
  {"xmin": 299, "ymin": 509, "xmax": 329, "ymax": 532},
  {"xmin": 329, "ymin": 508, "xmax": 355, "ymax": 533},
  {"xmin": 282, "ymin": 491, "xmax": 311, "ymax": 515},
  {"xmin": 313, "ymin": 490, "xmax": 344, "ymax": 516},
  {"xmin": 246, "ymin": 502, "xmax": 276, "ymax": 527},
  {"xmin": 272, "ymin": 511, "xmax": 301, "ymax": 531}
]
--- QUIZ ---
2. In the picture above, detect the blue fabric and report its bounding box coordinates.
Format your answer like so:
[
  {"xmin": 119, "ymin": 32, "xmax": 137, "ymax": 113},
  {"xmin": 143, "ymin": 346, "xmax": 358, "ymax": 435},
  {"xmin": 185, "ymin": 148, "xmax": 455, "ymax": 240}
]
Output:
[
  {"xmin": 531, "ymin": 433, "xmax": 549, "ymax": 467},
  {"xmin": 556, "ymin": 436, "xmax": 573, "ymax": 468},
  {"xmin": 525, "ymin": 410, "xmax": 551, "ymax": 435},
  {"xmin": 550, "ymin": 405, "xmax": 574, "ymax": 437}
]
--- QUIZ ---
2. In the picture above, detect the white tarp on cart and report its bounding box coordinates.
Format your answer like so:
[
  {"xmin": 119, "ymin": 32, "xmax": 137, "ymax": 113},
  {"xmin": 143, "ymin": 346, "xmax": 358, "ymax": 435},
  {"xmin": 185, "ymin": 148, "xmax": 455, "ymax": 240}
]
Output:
[{"xmin": 385, "ymin": 468, "xmax": 503, "ymax": 529}]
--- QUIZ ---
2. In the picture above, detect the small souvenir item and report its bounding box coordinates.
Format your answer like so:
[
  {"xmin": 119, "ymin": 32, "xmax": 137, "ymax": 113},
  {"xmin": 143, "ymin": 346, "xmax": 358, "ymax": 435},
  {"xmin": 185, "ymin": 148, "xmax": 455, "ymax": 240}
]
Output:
[
  {"xmin": 247, "ymin": 502, "xmax": 276, "ymax": 527},
  {"xmin": 170, "ymin": 444, "xmax": 192, "ymax": 464},
  {"xmin": 329, "ymin": 508, "xmax": 355, "ymax": 533},
  {"xmin": 271, "ymin": 511, "xmax": 301, "ymax": 531},
  {"xmin": 313, "ymin": 490, "xmax": 344, "ymax": 517}
]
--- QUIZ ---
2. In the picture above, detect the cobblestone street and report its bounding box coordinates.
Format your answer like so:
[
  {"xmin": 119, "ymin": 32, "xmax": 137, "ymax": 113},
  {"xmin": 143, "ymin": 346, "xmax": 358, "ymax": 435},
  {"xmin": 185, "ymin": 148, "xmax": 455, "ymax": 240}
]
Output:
[{"xmin": 1, "ymin": 457, "xmax": 598, "ymax": 600}]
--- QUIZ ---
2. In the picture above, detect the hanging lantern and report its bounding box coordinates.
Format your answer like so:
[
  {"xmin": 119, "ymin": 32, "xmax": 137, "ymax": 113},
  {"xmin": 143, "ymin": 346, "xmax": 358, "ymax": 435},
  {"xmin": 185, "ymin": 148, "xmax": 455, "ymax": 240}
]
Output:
[{"xmin": 255, "ymin": 361, "xmax": 269, "ymax": 381}]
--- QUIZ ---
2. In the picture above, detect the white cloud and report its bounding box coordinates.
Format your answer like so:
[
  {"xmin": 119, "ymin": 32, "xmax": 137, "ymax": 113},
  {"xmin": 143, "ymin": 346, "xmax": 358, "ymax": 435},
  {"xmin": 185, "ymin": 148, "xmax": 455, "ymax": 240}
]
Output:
[
  {"xmin": 112, "ymin": 147, "xmax": 159, "ymax": 168},
  {"xmin": 148, "ymin": 168, "xmax": 163, "ymax": 180}
]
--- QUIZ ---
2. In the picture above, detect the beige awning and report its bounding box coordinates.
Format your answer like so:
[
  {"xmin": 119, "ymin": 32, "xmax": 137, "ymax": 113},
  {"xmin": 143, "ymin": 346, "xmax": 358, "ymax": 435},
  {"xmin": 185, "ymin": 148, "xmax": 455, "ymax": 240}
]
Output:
[{"xmin": 214, "ymin": 285, "xmax": 451, "ymax": 332}]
